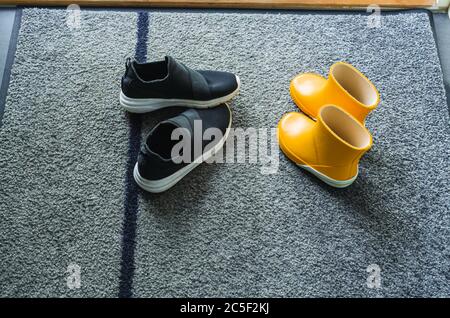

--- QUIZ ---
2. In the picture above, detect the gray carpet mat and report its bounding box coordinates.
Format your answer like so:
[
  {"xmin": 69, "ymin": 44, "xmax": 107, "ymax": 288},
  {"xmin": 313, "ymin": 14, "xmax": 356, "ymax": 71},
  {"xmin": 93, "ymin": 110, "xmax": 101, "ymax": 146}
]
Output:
[
  {"xmin": 0, "ymin": 9, "xmax": 136, "ymax": 297},
  {"xmin": 0, "ymin": 8, "xmax": 449, "ymax": 297}
]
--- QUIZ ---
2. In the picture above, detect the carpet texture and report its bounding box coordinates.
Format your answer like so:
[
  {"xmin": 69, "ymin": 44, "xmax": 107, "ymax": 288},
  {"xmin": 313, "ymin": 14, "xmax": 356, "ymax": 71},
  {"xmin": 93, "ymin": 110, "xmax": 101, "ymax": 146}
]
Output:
[
  {"xmin": 0, "ymin": 8, "xmax": 449, "ymax": 297},
  {"xmin": 0, "ymin": 9, "xmax": 136, "ymax": 297}
]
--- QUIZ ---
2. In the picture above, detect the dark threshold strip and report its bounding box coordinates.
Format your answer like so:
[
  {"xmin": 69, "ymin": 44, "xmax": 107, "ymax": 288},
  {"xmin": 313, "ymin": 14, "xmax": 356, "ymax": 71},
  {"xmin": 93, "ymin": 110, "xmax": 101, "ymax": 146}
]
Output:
[
  {"xmin": 0, "ymin": 8, "xmax": 22, "ymax": 128},
  {"xmin": 119, "ymin": 11, "xmax": 149, "ymax": 299}
]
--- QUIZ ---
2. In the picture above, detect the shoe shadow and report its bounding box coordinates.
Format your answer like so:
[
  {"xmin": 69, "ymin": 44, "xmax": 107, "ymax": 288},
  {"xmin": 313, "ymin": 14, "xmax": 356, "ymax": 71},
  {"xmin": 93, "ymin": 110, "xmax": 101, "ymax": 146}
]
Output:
[{"xmin": 138, "ymin": 162, "xmax": 220, "ymax": 231}]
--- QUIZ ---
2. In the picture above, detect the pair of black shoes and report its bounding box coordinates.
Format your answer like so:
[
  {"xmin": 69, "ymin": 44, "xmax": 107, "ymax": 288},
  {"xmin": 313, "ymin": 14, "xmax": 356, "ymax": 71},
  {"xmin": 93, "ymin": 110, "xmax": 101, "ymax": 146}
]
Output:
[{"xmin": 120, "ymin": 56, "xmax": 240, "ymax": 193}]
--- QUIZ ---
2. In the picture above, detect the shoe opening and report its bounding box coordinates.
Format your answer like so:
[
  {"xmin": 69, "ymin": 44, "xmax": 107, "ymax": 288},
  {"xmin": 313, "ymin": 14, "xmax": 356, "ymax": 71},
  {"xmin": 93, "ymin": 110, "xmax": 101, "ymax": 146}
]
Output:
[
  {"xmin": 147, "ymin": 122, "xmax": 181, "ymax": 160},
  {"xmin": 332, "ymin": 63, "xmax": 378, "ymax": 107},
  {"xmin": 133, "ymin": 59, "xmax": 168, "ymax": 82},
  {"xmin": 321, "ymin": 106, "xmax": 371, "ymax": 149}
]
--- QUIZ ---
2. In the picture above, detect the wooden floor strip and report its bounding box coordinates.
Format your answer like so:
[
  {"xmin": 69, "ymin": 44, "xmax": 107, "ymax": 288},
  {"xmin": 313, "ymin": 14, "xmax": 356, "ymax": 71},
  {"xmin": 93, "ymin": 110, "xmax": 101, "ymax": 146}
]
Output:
[{"xmin": 0, "ymin": 0, "xmax": 436, "ymax": 9}]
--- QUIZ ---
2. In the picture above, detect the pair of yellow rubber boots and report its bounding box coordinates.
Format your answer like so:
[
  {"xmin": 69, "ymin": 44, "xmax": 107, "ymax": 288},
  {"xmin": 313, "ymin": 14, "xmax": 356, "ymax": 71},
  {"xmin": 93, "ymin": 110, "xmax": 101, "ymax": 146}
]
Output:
[{"xmin": 278, "ymin": 62, "xmax": 380, "ymax": 188}]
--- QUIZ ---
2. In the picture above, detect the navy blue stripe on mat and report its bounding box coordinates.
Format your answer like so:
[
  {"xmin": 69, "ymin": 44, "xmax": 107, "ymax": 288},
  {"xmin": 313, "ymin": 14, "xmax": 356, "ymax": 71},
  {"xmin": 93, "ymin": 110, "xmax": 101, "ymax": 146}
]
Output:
[{"xmin": 119, "ymin": 11, "xmax": 149, "ymax": 299}]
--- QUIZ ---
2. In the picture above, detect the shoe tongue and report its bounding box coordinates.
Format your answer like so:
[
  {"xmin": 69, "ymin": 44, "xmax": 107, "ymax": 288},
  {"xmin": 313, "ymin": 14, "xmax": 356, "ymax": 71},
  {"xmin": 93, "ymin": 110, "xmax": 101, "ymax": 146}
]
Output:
[{"xmin": 164, "ymin": 114, "xmax": 194, "ymax": 137}]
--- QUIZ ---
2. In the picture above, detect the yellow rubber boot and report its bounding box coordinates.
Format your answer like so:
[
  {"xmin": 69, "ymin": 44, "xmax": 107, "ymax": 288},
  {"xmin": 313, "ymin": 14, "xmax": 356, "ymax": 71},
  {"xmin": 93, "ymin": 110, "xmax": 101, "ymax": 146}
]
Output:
[
  {"xmin": 290, "ymin": 62, "xmax": 379, "ymax": 124},
  {"xmin": 278, "ymin": 105, "xmax": 372, "ymax": 188}
]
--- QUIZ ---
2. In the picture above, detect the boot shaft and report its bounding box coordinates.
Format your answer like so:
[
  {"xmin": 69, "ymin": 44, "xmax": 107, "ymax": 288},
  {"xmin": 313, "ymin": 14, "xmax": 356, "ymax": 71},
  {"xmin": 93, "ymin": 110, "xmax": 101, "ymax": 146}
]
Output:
[
  {"xmin": 325, "ymin": 62, "xmax": 379, "ymax": 123},
  {"xmin": 311, "ymin": 106, "xmax": 372, "ymax": 180}
]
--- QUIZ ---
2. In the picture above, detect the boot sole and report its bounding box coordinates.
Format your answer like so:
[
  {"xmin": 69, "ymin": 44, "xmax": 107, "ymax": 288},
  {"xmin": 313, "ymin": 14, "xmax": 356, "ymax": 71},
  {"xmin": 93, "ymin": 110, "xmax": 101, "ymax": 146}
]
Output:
[
  {"xmin": 296, "ymin": 164, "xmax": 357, "ymax": 188},
  {"xmin": 120, "ymin": 75, "xmax": 240, "ymax": 113},
  {"xmin": 279, "ymin": 137, "xmax": 357, "ymax": 188},
  {"xmin": 133, "ymin": 104, "xmax": 232, "ymax": 193}
]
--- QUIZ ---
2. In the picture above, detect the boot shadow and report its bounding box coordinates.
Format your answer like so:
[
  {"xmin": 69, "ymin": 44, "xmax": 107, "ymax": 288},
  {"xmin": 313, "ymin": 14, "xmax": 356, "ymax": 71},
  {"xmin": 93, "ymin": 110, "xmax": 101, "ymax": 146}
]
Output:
[{"xmin": 293, "ymin": 149, "xmax": 420, "ymax": 243}]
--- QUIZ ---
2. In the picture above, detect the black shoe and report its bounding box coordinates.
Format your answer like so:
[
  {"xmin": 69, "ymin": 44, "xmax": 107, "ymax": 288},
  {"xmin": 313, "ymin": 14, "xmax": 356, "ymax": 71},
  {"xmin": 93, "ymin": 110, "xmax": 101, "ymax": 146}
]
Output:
[
  {"xmin": 120, "ymin": 56, "xmax": 240, "ymax": 113},
  {"xmin": 134, "ymin": 103, "xmax": 232, "ymax": 193}
]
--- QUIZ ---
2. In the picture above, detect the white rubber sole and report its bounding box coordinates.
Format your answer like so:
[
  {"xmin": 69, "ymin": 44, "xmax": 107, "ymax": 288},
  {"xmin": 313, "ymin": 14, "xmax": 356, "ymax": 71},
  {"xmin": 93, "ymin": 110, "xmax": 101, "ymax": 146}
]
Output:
[
  {"xmin": 297, "ymin": 164, "xmax": 358, "ymax": 188},
  {"xmin": 134, "ymin": 105, "xmax": 232, "ymax": 193},
  {"xmin": 120, "ymin": 75, "xmax": 240, "ymax": 113}
]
